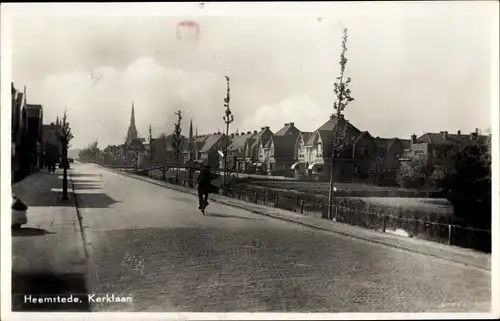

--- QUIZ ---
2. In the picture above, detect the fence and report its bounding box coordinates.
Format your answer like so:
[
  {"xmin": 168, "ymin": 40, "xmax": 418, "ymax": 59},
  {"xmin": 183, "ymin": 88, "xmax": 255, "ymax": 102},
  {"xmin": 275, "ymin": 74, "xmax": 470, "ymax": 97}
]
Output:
[{"xmin": 127, "ymin": 166, "xmax": 490, "ymax": 253}]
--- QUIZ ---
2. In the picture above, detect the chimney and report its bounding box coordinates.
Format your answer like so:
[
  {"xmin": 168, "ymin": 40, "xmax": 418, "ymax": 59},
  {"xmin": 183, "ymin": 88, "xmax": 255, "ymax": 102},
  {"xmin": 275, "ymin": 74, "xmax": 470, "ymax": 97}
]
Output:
[
  {"xmin": 247, "ymin": 131, "xmax": 251, "ymax": 134},
  {"xmin": 217, "ymin": 131, "xmax": 221, "ymax": 135},
  {"xmin": 254, "ymin": 130, "xmax": 257, "ymax": 134},
  {"xmin": 440, "ymin": 131, "xmax": 448, "ymax": 139},
  {"xmin": 470, "ymin": 131, "xmax": 478, "ymax": 140},
  {"xmin": 231, "ymin": 133, "xmax": 235, "ymax": 138},
  {"xmin": 284, "ymin": 123, "xmax": 288, "ymax": 127},
  {"xmin": 330, "ymin": 114, "xmax": 335, "ymax": 120},
  {"xmin": 265, "ymin": 126, "xmax": 269, "ymax": 130},
  {"xmin": 411, "ymin": 134, "xmax": 417, "ymax": 144},
  {"xmin": 457, "ymin": 130, "xmax": 461, "ymax": 136},
  {"xmin": 475, "ymin": 128, "xmax": 479, "ymax": 134},
  {"xmin": 289, "ymin": 122, "xmax": 294, "ymax": 127},
  {"xmin": 261, "ymin": 127, "xmax": 265, "ymax": 130}
]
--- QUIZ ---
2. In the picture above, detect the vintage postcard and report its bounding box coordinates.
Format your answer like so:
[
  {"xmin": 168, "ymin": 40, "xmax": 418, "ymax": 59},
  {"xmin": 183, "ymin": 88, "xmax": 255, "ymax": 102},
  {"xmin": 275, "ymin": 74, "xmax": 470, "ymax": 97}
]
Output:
[{"xmin": 1, "ymin": 2, "xmax": 498, "ymax": 320}]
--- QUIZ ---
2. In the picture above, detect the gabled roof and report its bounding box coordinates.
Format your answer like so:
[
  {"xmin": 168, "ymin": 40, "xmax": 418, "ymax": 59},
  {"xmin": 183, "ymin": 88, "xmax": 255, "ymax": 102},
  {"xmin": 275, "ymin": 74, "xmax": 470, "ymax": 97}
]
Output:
[
  {"xmin": 374, "ymin": 137, "xmax": 400, "ymax": 151},
  {"xmin": 228, "ymin": 132, "xmax": 255, "ymax": 151},
  {"xmin": 305, "ymin": 131, "xmax": 319, "ymax": 146},
  {"xmin": 199, "ymin": 134, "xmax": 224, "ymax": 153},
  {"xmin": 250, "ymin": 127, "xmax": 272, "ymax": 150},
  {"xmin": 274, "ymin": 123, "xmax": 301, "ymax": 136},
  {"xmin": 316, "ymin": 115, "xmax": 361, "ymax": 133},
  {"xmin": 353, "ymin": 131, "xmax": 374, "ymax": 145},
  {"xmin": 400, "ymin": 139, "xmax": 411, "ymax": 149},
  {"xmin": 299, "ymin": 132, "xmax": 313, "ymax": 145},
  {"xmin": 417, "ymin": 132, "xmax": 489, "ymax": 147}
]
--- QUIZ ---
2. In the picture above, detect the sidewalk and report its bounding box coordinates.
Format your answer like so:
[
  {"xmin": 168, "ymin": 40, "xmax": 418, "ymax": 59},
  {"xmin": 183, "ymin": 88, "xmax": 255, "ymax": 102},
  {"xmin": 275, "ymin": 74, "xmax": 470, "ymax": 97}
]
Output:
[
  {"xmin": 113, "ymin": 168, "xmax": 491, "ymax": 272},
  {"xmin": 11, "ymin": 169, "xmax": 89, "ymax": 311}
]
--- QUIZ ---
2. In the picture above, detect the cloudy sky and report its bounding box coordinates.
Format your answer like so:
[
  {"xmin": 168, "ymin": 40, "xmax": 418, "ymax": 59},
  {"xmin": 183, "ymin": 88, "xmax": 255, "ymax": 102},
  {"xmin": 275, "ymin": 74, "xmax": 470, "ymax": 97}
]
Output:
[{"xmin": 6, "ymin": 2, "xmax": 496, "ymax": 149}]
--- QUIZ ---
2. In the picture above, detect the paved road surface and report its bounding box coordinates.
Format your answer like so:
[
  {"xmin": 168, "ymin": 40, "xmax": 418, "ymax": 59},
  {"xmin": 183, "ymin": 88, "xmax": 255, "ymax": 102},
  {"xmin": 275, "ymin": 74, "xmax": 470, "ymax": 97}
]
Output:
[{"xmin": 72, "ymin": 163, "xmax": 490, "ymax": 312}]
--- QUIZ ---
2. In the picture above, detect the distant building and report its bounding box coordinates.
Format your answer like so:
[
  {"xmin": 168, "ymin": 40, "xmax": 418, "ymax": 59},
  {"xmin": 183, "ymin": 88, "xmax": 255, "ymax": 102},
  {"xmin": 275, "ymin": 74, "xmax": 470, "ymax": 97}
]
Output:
[
  {"xmin": 124, "ymin": 102, "xmax": 146, "ymax": 165},
  {"xmin": 264, "ymin": 122, "xmax": 301, "ymax": 176},
  {"xmin": 226, "ymin": 131, "xmax": 256, "ymax": 171},
  {"xmin": 41, "ymin": 121, "xmax": 62, "ymax": 167},
  {"xmin": 12, "ymin": 83, "xmax": 44, "ymax": 182},
  {"xmin": 401, "ymin": 129, "xmax": 490, "ymax": 172},
  {"xmin": 244, "ymin": 127, "xmax": 273, "ymax": 174}
]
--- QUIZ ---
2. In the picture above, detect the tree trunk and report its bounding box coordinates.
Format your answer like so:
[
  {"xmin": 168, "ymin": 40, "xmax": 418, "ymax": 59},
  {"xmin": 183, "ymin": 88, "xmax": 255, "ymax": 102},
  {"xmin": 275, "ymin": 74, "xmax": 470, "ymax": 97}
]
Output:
[
  {"xmin": 188, "ymin": 169, "xmax": 193, "ymax": 188},
  {"xmin": 175, "ymin": 155, "xmax": 180, "ymax": 184},
  {"xmin": 62, "ymin": 146, "xmax": 69, "ymax": 200}
]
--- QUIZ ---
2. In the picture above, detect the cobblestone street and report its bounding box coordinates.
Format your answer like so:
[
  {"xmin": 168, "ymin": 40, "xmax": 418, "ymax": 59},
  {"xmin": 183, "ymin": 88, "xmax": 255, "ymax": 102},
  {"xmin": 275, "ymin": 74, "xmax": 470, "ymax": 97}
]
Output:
[{"xmin": 73, "ymin": 163, "xmax": 490, "ymax": 312}]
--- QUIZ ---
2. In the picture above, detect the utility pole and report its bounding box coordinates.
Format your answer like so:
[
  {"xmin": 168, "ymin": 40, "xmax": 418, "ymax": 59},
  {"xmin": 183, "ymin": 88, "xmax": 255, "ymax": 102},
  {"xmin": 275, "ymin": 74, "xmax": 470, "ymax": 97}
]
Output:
[
  {"xmin": 328, "ymin": 28, "xmax": 355, "ymax": 220},
  {"xmin": 223, "ymin": 75, "xmax": 234, "ymax": 196}
]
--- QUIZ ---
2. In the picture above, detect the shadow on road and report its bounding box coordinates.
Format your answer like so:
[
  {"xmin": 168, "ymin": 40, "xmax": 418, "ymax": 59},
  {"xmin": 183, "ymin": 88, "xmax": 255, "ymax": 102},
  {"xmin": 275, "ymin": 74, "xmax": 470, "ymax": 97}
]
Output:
[
  {"xmin": 71, "ymin": 179, "xmax": 102, "ymax": 184},
  {"xmin": 68, "ymin": 173, "xmax": 102, "ymax": 178},
  {"xmin": 12, "ymin": 271, "xmax": 91, "ymax": 311},
  {"xmin": 71, "ymin": 184, "xmax": 103, "ymax": 190},
  {"xmin": 12, "ymin": 227, "xmax": 55, "ymax": 237},
  {"xmin": 205, "ymin": 212, "xmax": 265, "ymax": 221}
]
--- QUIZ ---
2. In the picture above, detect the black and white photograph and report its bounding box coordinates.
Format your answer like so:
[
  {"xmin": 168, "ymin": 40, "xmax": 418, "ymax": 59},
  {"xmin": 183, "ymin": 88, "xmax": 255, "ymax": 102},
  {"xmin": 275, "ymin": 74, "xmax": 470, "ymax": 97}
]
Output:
[{"xmin": 1, "ymin": 2, "xmax": 498, "ymax": 320}]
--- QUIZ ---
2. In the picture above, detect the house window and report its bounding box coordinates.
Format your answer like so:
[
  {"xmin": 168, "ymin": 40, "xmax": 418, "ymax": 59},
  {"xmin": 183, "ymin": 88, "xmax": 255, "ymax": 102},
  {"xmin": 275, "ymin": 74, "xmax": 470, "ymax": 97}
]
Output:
[{"xmin": 316, "ymin": 166, "xmax": 323, "ymax": 173}]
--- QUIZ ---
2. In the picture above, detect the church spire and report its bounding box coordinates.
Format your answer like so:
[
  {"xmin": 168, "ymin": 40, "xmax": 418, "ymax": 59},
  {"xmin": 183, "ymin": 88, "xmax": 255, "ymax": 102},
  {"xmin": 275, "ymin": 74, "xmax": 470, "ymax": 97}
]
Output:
[
  {"xmin": 130, "ymin": 102, "xmax": 136, "ymax": 127},
  {"xmin": 126, "ymin": 101, "xmax": 138, "ymax": 144}
]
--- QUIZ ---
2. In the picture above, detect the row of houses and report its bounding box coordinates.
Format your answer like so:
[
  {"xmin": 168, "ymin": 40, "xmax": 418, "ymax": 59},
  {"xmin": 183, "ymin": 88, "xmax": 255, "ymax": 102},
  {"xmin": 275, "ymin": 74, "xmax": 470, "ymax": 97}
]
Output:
[
  {"xmin": 99, "ymin": 104, "xmax": 488, "ymax": 183},
  {"xmin": 11, "ymin": 82, "xmax": 62, "ymax": 183}
]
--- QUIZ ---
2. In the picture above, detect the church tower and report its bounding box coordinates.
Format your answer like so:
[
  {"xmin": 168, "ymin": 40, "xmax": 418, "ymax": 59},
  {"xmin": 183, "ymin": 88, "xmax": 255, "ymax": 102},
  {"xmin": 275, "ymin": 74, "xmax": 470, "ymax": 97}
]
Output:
[{"xmin": 126, "ymin": 102, "xmax": 138, "ymax": 144}]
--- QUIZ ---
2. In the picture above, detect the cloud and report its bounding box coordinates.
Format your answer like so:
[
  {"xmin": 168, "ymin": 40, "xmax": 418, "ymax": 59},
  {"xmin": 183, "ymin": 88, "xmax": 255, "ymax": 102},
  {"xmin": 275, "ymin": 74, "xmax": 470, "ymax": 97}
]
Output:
[
  {"xmin": 38, "ymin": 56, "xmax": 221, "ymax": 148},
  {"xmin": 240, "ymin": 94, "xmax": 327, "ymax": 133}
]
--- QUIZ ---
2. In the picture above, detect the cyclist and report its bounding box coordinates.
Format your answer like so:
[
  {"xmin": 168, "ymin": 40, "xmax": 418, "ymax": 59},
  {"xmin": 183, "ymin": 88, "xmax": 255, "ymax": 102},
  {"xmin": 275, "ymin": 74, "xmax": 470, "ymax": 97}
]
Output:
[{"xmin": 197, "ymin": 163, "xmax": 218, "ymax": 210}]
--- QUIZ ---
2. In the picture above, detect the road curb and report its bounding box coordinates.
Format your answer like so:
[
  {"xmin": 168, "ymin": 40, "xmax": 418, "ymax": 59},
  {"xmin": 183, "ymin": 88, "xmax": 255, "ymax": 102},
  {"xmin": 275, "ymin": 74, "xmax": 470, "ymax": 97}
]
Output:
[
  {"xmin": 70, "ymin": 173, "xmax": 100, "ymax": 309},
  {"xmin": 109, "ymin": 167, "xmax": 490, "ymax": 272}
]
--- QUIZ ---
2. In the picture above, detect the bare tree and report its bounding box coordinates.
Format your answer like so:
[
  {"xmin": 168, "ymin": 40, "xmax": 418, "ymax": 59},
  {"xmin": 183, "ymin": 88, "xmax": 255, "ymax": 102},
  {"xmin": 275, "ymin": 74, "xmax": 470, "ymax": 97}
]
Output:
[
  {"xmin": 172, "ymin": 110, "xmax": 184, "ymax": 183},
  {"xmin": 328, "ymin": 28, "xmax": 355, "ymax": 219},
  {"xmin": 57, "ymin": 110, "xmax": 74, "ymax": 201}
]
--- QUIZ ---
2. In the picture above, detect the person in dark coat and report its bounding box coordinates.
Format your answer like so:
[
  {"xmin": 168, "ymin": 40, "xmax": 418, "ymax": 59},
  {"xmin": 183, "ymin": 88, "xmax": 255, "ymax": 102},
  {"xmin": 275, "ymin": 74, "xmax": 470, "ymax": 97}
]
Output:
[{"xmin": 197, "ymin": 163, "xmax": 218, "ymax": 209}]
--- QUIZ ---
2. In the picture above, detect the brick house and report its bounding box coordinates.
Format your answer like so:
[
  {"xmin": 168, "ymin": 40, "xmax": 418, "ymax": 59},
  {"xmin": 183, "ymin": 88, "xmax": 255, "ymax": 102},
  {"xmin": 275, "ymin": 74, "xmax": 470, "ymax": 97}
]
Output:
[
  {"xmin": 226, "ymin": 131, "xmax": 256, "ymax": 172},
  {"xmin": 373, "ymin": 137, "xmax": 411, "ymax": 174},
  {"xmin": 402, "ymin": 129, "xmax": 489, "ymax": 173},
  {"xmin": 24, "ymin": 104, "xmax": 44, "ymax": 174},
  {"xmin": 295, "ymin": 114, "xmax": 362, "ymax": 182},
  {"xmin": 198, "ymin": 133, "xmax": 230, "ymax": 170},
  {"xmin": 244, "ymin": 127, "xmax": 273, "ymax": 173},
  {"xmin": 350, "ymin": 131, "xmax": 379, "ymax": 179},
  {"xmin": 260, "ymin": 122, "xmax": 301, "ymax": 176}
]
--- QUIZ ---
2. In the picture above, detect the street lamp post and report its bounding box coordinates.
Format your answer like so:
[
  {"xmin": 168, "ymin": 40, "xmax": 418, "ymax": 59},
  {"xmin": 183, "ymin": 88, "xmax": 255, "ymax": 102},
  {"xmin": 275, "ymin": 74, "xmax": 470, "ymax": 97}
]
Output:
[{"xmin": 223, "ymin": 75, "xmax": 234, "ymax": 196}]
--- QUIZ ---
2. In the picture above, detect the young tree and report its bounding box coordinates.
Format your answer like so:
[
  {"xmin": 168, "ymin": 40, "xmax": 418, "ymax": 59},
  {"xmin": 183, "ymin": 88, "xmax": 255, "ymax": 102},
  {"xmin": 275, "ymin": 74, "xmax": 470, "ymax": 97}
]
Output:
[
  {"xmin": 172, "ymin": 110, "xmax": 184, "ymax": 183},
  {"xmin": 188, "ymin": 119, "xmax": 194, "ymax": 187},
  {"xmin": 58, "ymin": 111, "xmax": 74, "ymax": 200},
  {"xmin": 328, "ymin": 27, "xmax": 355, "ymax": 218},
  {"xmin": 148, "ymin": 124, "xmax": 155, "ymax": 166}
]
